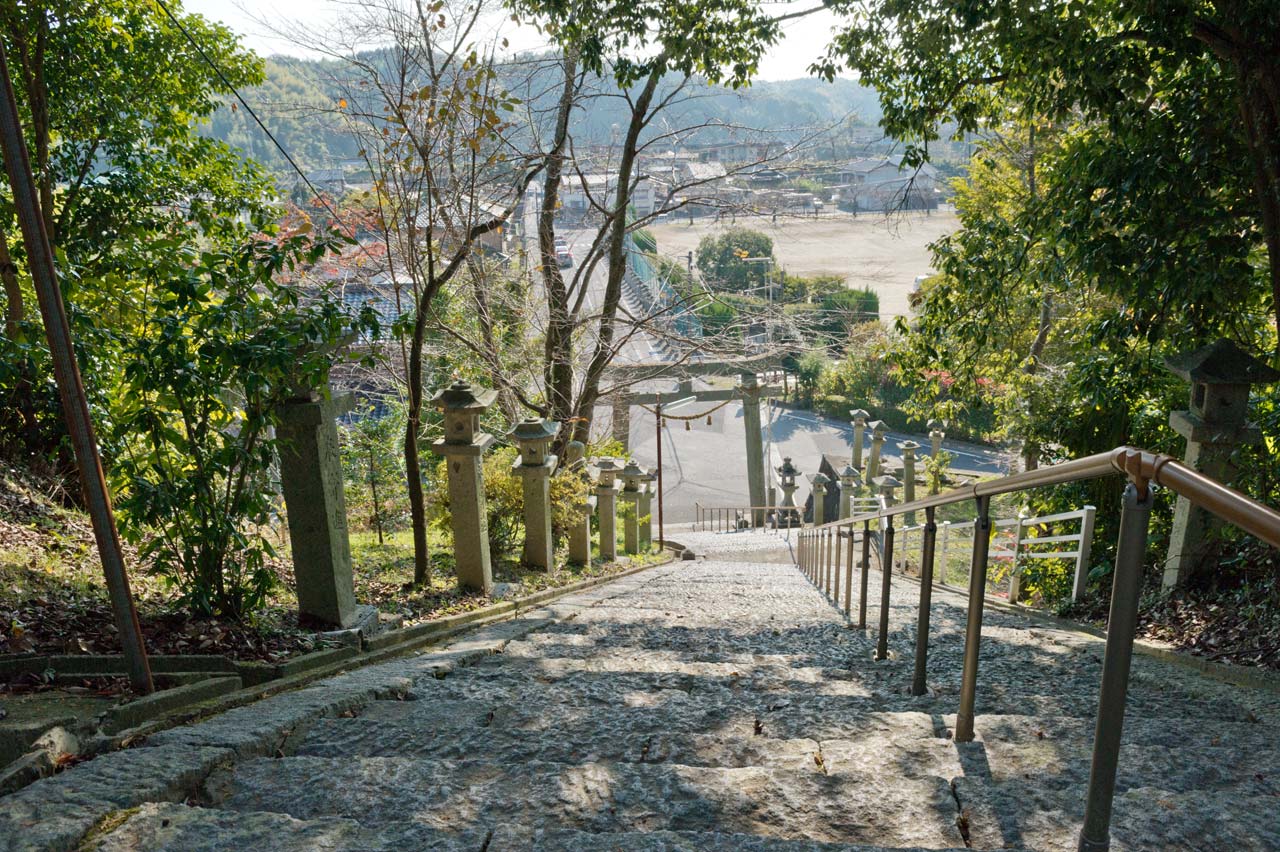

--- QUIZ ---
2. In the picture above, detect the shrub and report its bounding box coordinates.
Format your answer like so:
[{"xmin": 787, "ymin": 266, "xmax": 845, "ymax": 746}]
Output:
[{"xmin": 112, "ymin": 231, "xmax": 377, "ymax": 619}]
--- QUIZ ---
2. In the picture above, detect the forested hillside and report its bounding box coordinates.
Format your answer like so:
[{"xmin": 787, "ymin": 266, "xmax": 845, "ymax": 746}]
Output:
[{"xmin": 202, "ymin": 52, "xmax": 886, "ymax": 175}]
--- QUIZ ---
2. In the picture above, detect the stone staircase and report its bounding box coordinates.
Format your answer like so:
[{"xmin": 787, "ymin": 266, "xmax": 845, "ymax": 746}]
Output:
[{"xmin": 34, "ymin": 533, "xmax": 1280, "ymax": 850}]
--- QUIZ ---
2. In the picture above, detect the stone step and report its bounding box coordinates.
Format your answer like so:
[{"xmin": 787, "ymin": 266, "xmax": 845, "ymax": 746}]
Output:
[
  {"xmin": 295, "ymin": 704, "xmax": 961, "ymax": 777},
  {"xmin": 953, "ymin": 776, "xmax": 1280, "ymax": 851},
  {"xmin": 205, "ymin": 756, "xmax": 972, "ymax": 848},
  {"xmin": 92, "ymin": 802, "xmax": 1005, "ymax": 852}
]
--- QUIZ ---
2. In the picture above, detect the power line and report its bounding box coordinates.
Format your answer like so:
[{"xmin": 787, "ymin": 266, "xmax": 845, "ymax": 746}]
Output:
[{"xmin": 152, "ymin": 0, "xmax": 341, "ymax": 223}]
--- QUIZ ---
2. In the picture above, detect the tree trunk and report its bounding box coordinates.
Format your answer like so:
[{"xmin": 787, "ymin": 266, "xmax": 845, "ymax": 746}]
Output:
[
  {"xmin": 571, "ymin": 66, "xmax": 664, "ymax": 444},
  {"xmin": 406, "ymin": 304, "xmax": 431, "ymax": 587},
  {"xmin": 539, "ymin": 53, "xmax": 578, "ymax": 449}
]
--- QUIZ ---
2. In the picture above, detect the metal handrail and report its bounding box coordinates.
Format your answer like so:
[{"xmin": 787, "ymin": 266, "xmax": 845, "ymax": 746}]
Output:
[
  {"xmin": 694, "ymin": 502, "xmax": 802, "ymax": 532},
  {"xmin": 795, "ymin": 445, "xmax": 1280, "ymax": 852}
]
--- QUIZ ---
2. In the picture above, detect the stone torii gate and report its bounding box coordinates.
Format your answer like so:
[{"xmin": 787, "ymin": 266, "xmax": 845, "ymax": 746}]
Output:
[{"xmin": 618, "ymin": 360, "xmax": 785, "ymax": 527}]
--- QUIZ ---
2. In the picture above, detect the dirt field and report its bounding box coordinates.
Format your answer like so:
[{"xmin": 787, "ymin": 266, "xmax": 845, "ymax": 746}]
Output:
[{"xmin": 649, "ymin": 209, "xmax": 958, "ymax": 320}]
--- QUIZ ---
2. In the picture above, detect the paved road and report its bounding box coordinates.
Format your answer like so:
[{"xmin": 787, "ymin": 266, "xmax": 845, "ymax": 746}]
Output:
[
  {"xmin": 21, "ymin": 532, "xmax": 1280, "ymax": 850},
  {"xmin": 626, "ymin": 391, "xmax": 1008, "ymax": 523}
]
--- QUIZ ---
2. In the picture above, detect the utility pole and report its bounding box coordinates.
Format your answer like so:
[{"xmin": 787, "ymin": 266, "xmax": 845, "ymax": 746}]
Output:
[{"xmin": 0, "ymin": 43, "xmax": 152, "ymax": 693}]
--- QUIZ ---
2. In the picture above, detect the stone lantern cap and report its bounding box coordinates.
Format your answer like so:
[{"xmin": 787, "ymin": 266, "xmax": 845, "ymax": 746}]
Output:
[
  {"xmin": 432, "ymin": 379, "xmax": 497, "ymax": 448},
  {"xmin": 509, "ymin": 417, "xmax": 560, "ymax": 468},
  {"xmin": 810, "ymin": 472, "xmax": 830, "ymax": 489},
  {"xmin": 838, "ymin": 463, "xmax": 859, "ymax": 483},
  {"xmin": 1165, "ymin": 339, "xmax": 1280, "ymax": 386},
  {"xmin": 927, "ymin": 418, "xmax": 945, "ymax": 431},
  {"xmin": 868, "ymin": 420, "xmax": 888, "ymax": 436},
  {"xmin": 849, "ymin": 408, "xmax": 870, "ymax": 423},
  {"xmin": 432, "ymin": 379, "xmax": 498, "ymax": 411},
  {"xmin": 898, "ymin": 440, "xmax": 921, "ymax": 453},
  {"xmin": 872, "ymin": 474, "xmax": 903, "ymax": 491},
  {"xmin": 592, "ymin": 456, "xmax": 623, "ymax": 488},
  {"xmin": 621, "ymin": 459, "xmax": 646, "ymax": 491},
  {"xmin": 777, "ymin": 457, "xmax": 799, "ymax": 482}
]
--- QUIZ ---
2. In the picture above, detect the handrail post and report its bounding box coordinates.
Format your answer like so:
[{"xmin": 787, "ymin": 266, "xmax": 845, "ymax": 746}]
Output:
[
  {"xmin": 843, "ymin": 524, "xmax": 855, "ymax": 615},
  {"xmin": 955, "ymin": 494, "xmax": 992, "ymax": 742},
  {"xmin": 859, "ymin": 520, "xmax": 871, "ymax": 628},
  {"xmin": 940, "ymin": 521, "xmax": 951, "ymax": 586},
  {"xmin": 1073, "ymin": 505, "xmax": 1097, "ymax": 602},
  {"xmin": 1078, "ymin": 484, "xmax": 1152, "ymax": 852},
  {"xmin": 1008, "ymin": 513, "xmax": 1026, "ymax": 604},
  {"xmin": 829, "ymin": 524, "xmax": 839, "ymax": 596},
  {"xmin": 912, "ymin": 506, "xmax": 937, "ymax": 696},
  {"xmin": 876, "ymin": 516, "xmax": 896, "ymax": 660},
  {"xmin": 833, "ymin": 527, "xmax": 842, "ymax": 603}
]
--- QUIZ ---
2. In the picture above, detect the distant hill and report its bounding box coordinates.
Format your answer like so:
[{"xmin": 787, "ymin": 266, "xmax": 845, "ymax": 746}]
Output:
[{"xmin": 200, "ymin": 52, "xmax": 888, "ymax": 177}]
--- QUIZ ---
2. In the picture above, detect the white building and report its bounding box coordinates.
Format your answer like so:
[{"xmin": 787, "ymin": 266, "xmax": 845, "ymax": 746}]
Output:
[
  {"xmin": 555, "ymin": 172, "xmax": 667, "ymax": 219},
  {"xmin": 833, "ymin": 155, "xmax": 938, "ymax": 212}
]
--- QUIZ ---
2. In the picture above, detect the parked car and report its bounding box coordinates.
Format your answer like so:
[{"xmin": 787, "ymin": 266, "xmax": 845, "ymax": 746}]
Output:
[{"xmin": 556, "ymin": 247, "xmax": 574, "ymax": 268}]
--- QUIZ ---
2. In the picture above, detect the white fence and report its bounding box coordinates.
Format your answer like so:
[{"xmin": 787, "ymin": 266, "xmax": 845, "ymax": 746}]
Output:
[{"xmin": 891, "ymin": 506, "xmax": 1096, "ymax": 604}]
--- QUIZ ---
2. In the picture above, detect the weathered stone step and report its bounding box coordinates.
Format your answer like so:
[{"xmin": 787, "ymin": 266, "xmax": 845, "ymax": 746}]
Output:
[
  {"xmin": 954, "ymin": 776, "xmax": 1280, "ymax": 851},
  {"xmin": 294, "ymin": 705, "xmax": 961, "ymax": 777},
  {"xmin": 90, "ymin": 802, "xmax": 1005, "ymax": 852},
  {"xmin": 205, "ymin": 756, "xmax": 971, "ymax": 847}
]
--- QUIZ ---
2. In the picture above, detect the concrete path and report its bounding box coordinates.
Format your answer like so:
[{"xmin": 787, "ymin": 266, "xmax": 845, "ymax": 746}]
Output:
[{"xmin": 6, "ymin": 536, "xmax": 1280, "ymax": 851}]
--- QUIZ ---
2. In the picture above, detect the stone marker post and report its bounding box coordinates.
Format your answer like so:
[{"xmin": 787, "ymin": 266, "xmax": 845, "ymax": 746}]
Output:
[
  {"xmin": 277, "ymin": 385, "xmax": 358, "ymax": 628},
  {"xmin": 509, "ymin": 417, "xmax": 560, "ymax": 571},
  {"xmin": 850, "ymin": 409, "xmax": 870, "ymax": 473},
  {"xmin": 811, "ymin": 472, "xmax": 830, "ymax": 526},
  {"xmin": 431, "ymin": 380, "xmax": 498, "ymax": 594},
  {"xmin": 899, "ymin": 440, "xmax": 920, "ymax": 526},
  {"xmin": 838, "ymin": 464, "xmax": 860, "ymax": 519},
  {"xmin": 638, "ymin": 468, "xmax": 656, "ymax": 549},
  {"xmin": 620, "ymin": 460, "xmax": 645, "ymax": 555},
  {"xmin": 565, "ymin": 440, "xmax": 593, "ymax": 566},
  {"xmin": 777, "ymin": 457, "xmax": 801, "ymax": 528},
  {"xmin": 866, "ymin": 420, "xmax": 888, "ymax": 481},
  {"xmin": 740, "ymin": 371, "xmax": 767, "ymax": 526},
  {"xmin": 1161, "ymin": 340, "xmax": 1280, "ymax": 590},
  {"xmin": 594, "ymin": 458, "xmax": 622, "ymax": 561}
]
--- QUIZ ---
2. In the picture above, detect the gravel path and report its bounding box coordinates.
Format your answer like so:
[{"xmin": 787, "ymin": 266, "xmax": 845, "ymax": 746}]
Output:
[{"xmin": 6, "ymin": 550, "xmax": 1280, "ymax": 851}]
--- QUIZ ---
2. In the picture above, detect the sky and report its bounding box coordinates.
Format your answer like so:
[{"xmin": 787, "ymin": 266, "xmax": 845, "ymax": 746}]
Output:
[{"xmin": 182, "ymin": 0, "xmax": 846, "ymax": 82}]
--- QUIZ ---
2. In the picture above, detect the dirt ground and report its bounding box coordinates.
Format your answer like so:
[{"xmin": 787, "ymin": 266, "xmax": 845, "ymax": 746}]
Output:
[{"xmin": 649, "ymin": 208, "xmax": 959, "ymax": 320}]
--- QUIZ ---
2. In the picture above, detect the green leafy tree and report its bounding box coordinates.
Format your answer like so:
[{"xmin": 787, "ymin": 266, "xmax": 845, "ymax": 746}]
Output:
[
  {"xmin": 112, "ymin": 231, "xmax": 377, "ymax": 618},
  {"xmin": 695, "ymin": 229, "xmax": 775, "ymax": 292},
  {"xmin": 0, "ymin": 0, "xmax": 274, "ymax": 465},
  {"xmin": 818, "ymin": 0, "xmax": 1280, "ymax": 349}
]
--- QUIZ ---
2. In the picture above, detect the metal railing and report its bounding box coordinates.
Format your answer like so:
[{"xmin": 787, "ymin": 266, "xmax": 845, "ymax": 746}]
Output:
[
  {"xmin": 694, "ymin": 503, "xmax": 802, "ymax": 532},
  {"xmin": 794, "ymin": 446, "xmax": 1280, "ymax": 852},
  {"xmin": 892, "ymin": 505, "xmax": 1096, "ymax": 604}
]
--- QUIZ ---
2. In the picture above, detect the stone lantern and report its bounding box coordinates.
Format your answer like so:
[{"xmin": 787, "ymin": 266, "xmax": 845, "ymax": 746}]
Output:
[
  {"xmin": 838, "ymin": 464, "xmax": 860, "ymax": 519},
  {"xmin": 431, "ymin": 380, "xmax": 498, "ymax": 594},
  {"xmin": 899, "ymin": 440, "xmax": 921, "ymax": 525},
  {"xmin": 620, "ymin": 460, "xmax": 647, "ymax": 555},
  {"xmin": 777, "ymin": 457, "xmax": 801, "ymax": 528},
  {"xmin": 564, "ymin": 440, "xmax": 594, "ymax": 566},
  {"xmin": 866, "ymin": 420, "xmax": 889, "ymax": 480},
  {"xmin": 873, "ymin": 474, "xmax": 902, "ymax": 509},
  {"xmin": 593, "ymin": 457, "xmax": 623, "ymax": 561},
  {"xmin": 927, "ymin": 418, "xmax": 946, "ymax": 459},
  {"xmin": 509, "ymin": 417, "xmax": 560, "ymax": 571},
  {"xmin": 1161, "ymin": 339, "xmax": 1280, "ymax": 589},
  {"xmin": 849, "ymin": 409, "xmax": 870, "ymax": 470},
  {"xmin": 810, "ymin": 472, "xmax": 831, "ymax": 526}
]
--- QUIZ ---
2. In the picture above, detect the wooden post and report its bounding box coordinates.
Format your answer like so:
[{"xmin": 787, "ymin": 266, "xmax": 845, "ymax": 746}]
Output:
[{"xmin": 0, "ymin": 44, "xmax": 152, "ymax": 693}]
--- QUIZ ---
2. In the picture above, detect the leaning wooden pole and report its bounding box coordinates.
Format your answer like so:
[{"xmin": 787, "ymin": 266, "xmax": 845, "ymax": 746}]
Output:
[{"xmin": 0, "ymin": 43, "xmax": 152, "ymax": 693}]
